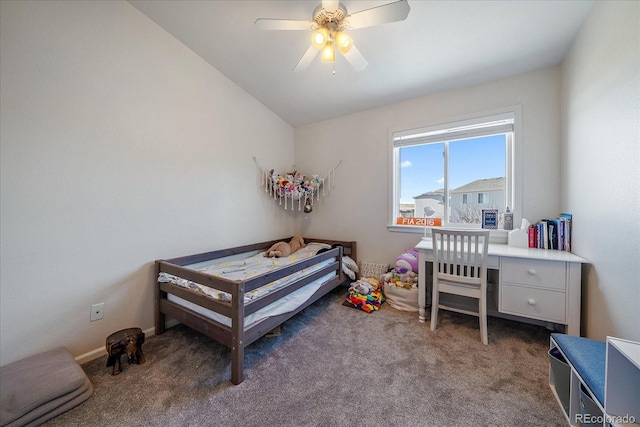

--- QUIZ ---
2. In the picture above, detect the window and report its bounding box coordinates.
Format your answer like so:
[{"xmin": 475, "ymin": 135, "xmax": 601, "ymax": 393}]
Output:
[{"xmin": 391, "ymin": 111, "xmax": 516, "ymax": 229}]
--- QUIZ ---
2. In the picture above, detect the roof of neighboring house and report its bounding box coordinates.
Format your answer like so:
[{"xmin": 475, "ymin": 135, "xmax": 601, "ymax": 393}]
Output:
[
  {"xmin": 451, "ymin": 177, "xmax": 505, "ymax": 193},
  {"xmin": 414, "ymin": 189, "xmax": 445, "ymax": 200},
  {"xmin": 399, "ymin": 204, "xmax": 416, "ymax": 212}
]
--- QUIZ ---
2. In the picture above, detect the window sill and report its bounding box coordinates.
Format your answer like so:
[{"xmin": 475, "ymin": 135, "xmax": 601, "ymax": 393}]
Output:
[{"xmin": 387, "ymin": 225, "xmax": 508, "ymax": 244}]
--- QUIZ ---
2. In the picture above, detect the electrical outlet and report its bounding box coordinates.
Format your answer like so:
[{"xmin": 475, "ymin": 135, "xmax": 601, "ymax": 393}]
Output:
[{"xmin": 90, "ymin": 303, "xmax": 104, "ymax": 321}]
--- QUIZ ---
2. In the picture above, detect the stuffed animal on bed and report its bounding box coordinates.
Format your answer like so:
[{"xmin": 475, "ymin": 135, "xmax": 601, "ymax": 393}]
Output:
[{"xmin": 265, "ymin": 236, "xmax": 305, "ymax": 258}]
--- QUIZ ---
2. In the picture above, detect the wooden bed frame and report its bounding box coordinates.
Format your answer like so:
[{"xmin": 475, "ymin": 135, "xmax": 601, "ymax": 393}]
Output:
[{"xmin": 155, "ymin": 237, "xmax": 357, "ymax": 385}]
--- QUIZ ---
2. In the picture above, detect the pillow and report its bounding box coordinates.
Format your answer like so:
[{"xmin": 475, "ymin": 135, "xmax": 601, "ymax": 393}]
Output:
[
  {"xmin": 297, "ymin": 242, "xmax": 331, "ymax": 255},
  {"xmin": 343, "ymin": 256, "xmax": 358, "ymax": 273},
  {"xmin": 342, "ymin": 256, "xmax": 359, "ymax": 280}
]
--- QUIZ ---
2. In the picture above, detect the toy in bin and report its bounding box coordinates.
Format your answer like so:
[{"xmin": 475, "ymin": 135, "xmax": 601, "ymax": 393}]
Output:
[
  {"xmin": 383, "ymin": 249, "xmax": 420, "ymax": 312},
  {"xmin": 395, "ymin": 248, "xmax": 419, "ymax": 274},
  {"xmin": 383, "ymin": 270, "xmax": 419, "ymax": 311}
]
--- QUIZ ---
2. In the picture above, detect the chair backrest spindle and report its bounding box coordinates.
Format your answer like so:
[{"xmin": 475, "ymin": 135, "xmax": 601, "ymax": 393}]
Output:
[{"xmin": 432, "ymin": 228, "xmax": 489, "ymax": 282}]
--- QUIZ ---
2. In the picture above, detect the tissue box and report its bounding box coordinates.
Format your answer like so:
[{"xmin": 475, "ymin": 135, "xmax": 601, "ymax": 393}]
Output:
[{"xmin": 508, "ymin": 228, "xmax": 529, "ymax": 248}]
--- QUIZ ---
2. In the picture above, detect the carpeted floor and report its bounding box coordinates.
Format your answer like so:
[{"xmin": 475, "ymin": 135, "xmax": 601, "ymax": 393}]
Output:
[{"xmin": 44, "ymin": 288, "xmax": 565, "ymax": 426}]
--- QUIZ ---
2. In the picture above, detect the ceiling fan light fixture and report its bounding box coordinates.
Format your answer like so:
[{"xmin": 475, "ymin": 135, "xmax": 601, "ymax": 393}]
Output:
[
  {"xmin": 311, "ymin": 28, "xmax": 329, "ymax": 49},
  {"xmin": 321, "ymin": 42, "xmax": 335, "ymax": 62},
  {"xmin": 334, "ymin": 31, "xmax": 352, "ymax": 54},
  {"xmin": 256, "ymin": 0, "xmax": 410, "ymax": 73}
]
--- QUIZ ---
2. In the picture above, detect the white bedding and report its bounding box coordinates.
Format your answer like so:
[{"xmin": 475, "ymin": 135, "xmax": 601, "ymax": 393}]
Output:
[
  {"xmin": 160, "ymin": 242, "xmax": 348, "ymax": 328},
  {"xmin": 168, "ymin": 271, "xmax": 335, "ymax": 328}
]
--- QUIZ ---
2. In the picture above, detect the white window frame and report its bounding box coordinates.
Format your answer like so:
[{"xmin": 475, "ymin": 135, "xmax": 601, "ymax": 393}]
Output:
[{"xmin": 388, "ymin": 106, "xmax": 523, "ymax": 236}]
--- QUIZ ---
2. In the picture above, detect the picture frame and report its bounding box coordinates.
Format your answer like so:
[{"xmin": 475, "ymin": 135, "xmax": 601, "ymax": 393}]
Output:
[{"xmin": 482, "ymin": 209, "xmax": 498, "ymax": 229}]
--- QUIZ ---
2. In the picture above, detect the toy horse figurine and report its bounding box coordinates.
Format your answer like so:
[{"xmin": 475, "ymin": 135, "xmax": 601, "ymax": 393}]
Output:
[{"xmin": 105, "ymin": 328, "xmax": 145, "ymax": 375}]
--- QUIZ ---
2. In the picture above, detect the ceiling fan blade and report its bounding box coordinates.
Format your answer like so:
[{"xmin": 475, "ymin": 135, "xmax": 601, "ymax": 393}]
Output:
[
  {"xmin": 322, "ymin": 0, "xmax": 339, "ymax": 13},
  {"xmin": 254, "ymin": 18, "xmax": 316, "ymax": 31},
  {"xmin": 344, "ymin": 0, "xmax": 410, "ymax": 30},
  {"xmin": 293, "ymin": 45, "xmax": 320, "ymax": 72},
  {"xmin": 342, "ymin": 44, "xmax": 368, "ymax": 72}
]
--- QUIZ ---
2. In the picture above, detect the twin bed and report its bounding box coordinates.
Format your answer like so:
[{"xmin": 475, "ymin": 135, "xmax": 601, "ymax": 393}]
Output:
[{"xmin": 155, "ymin": 237, "xmax": 357, "ymax": 384}]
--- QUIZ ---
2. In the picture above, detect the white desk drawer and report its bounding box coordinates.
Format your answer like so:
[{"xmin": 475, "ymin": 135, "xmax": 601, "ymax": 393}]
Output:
[
  {"xmin": 500, "ymin": 284, "xmax": 566, "ymax": 323},
  {"xmin": 501, "ymin": 258, "xmax": 565, "ymax": 290}
]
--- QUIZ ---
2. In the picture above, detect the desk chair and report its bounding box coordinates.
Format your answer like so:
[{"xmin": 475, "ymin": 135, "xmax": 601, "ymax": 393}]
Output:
[{"xmin": 430, "ymin": 228, "xmax": 490, "ymax": 345}]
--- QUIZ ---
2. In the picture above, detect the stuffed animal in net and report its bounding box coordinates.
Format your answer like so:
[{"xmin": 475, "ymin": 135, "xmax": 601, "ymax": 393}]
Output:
[
  {"xmin": 395, "ymin": 248, "xmax": 419, "ymax": 274},
  {"xmin": 265, "ymin": 236, "xmax": 305, "ymax": 258}
]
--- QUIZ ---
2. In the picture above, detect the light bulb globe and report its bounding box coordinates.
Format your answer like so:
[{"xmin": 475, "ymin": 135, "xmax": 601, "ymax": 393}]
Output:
[
  {"xmin": 321, "ymin": 42, "xmax": 335, "ymax": 62},
  {"xmin": 334, "ymin": 31, "xmax": 352, "ymax": 54},
  {"xmin": 311, "ymin": 28, "xmax": 329, "ymax": 50}
]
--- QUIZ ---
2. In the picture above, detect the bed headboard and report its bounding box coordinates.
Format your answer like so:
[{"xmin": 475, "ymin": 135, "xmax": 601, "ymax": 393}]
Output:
[{"xmin": 303, "ymin": 237, "xmax": 357, "ymax": 264}]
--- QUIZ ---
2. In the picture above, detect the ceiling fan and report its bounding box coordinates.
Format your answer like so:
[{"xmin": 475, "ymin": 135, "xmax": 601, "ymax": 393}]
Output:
[{"xmin": 255, "ymin": 0, "xmax": 410, "ymax": 72}]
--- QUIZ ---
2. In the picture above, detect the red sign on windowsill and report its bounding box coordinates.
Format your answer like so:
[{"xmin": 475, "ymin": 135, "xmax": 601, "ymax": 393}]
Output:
[{"xmin": 396, "ymin": 217, "xmax": 442, "ymax": 226}]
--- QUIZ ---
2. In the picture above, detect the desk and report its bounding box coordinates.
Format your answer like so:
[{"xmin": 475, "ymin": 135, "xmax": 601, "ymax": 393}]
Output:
[{"xmin": 415, "ymin": 238, "xmax": 587, "ymax": 335}]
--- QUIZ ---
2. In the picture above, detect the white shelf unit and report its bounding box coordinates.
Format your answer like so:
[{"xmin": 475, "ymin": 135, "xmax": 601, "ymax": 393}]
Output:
[
  {"xmin": 604, "ymin": 337, "xmax": 640, "ymax": 425},
  {"xmin": 549, "ymin": 335, "xmax": 640, "ymax": 427}
]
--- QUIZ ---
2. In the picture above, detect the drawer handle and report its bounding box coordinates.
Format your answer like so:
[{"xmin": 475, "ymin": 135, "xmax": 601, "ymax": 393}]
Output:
[
  {"xmin": 528, "ymin": 269, "xmax": 537, "ymax": 275},
  {"xmin": 528, "ymin": 298, "xmax": 536, "ymax": 306}
]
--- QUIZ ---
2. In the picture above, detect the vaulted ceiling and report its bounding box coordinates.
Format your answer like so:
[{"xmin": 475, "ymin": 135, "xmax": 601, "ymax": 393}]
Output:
[{"xmin": 129, "ymin": 0, "xmax": 594, "ymax": 127}]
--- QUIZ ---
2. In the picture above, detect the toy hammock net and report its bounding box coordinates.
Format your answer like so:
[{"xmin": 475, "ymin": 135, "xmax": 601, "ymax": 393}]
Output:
[{"xmin": 253, "ymin": 157, "xmax": 341, "ymax": 212}]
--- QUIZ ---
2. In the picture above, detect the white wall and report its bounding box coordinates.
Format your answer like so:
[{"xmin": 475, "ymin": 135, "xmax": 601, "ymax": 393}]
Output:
[
  {"xmin": 561, "ymin": 1, "xmax": 640, "ymax": 341},
  {"xmin": 0, "ymin": 1, "xmax": 294, "ymax": 365},
  {"xmin": 294, "ymin": 67, "xmax": 561, "ymax": 265}
]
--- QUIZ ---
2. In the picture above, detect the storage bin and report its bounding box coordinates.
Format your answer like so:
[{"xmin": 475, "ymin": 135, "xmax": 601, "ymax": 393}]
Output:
[
  {"xmin": 579, "ymin": 383, "xmax": 604, "ymax": 426},
  {"xmin": 549, "ymin": 347, "xmax": 570, "ymax": 416},
  {"xmin": 382, "ymin": 270, "xmax": 419, "ymax": 312},
  {"xmin": 383, "ymin": 283, "xmax": 419, "ymax": 312}
]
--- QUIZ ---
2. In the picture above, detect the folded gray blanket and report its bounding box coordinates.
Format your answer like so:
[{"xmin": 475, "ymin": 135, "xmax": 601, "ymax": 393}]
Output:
[{"xmin": 1, "ymin": 347, "xmax": 93, "ymax": 427}]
